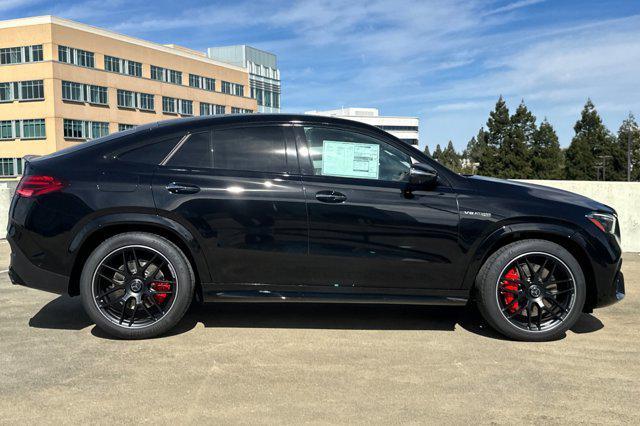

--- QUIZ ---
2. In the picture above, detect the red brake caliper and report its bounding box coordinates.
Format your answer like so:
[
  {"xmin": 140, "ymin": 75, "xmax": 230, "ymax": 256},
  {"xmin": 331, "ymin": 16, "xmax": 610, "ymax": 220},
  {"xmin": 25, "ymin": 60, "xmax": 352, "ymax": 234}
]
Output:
[
  {"xmin": 501, "ymin": 268, "xmax": 520, "ymax": 313},
  {"xmin": 150, "ymin": 281, "xmax": 171, "ymax": 304}
]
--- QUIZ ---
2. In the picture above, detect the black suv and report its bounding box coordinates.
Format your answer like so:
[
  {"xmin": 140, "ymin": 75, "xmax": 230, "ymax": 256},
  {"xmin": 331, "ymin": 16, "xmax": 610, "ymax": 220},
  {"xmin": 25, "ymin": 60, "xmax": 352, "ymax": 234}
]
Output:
[{"xmin": 7, "ymin": 114, "xmax": 624, "ymax": 340}]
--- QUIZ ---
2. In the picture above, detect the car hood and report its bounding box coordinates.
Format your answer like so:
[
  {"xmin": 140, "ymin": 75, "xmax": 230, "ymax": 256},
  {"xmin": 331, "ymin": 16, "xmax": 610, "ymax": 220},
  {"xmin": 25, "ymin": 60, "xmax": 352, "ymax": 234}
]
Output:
[{"xmin": 467, "ymin": 176, "xmax": 615, "ymax": 214}]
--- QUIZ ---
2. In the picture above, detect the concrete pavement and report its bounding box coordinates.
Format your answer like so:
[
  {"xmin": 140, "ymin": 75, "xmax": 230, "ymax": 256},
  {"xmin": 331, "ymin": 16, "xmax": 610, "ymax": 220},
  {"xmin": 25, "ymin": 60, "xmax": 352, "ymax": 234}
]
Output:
[{"xmin": 0, "ymin": 239, "xmax": 638, "ymax": 424}]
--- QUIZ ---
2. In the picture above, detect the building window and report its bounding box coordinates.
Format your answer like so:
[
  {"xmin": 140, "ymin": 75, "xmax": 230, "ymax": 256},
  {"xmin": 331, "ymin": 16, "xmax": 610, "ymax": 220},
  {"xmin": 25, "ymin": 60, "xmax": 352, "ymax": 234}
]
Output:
[
  {"xmin": 0, "ymin": 45, "xmax": 43, "ymax": 65},
  {"xmin": 118, "ymin": 124, "xmax": 136, "ymax": 131},
  {"xmin": 117, "ymin": 90, "xmax": 154, "ymax": 111},
  {"xmin": 180, "ymin": 99, "xmax": 193, "ymax": 116},
  {"xmin": 0, "ymin": 121, "xmax": 13, "ymax": 139},
  {"xmin": 58, "ymin": 45, "xmax": 95, "ymax": 68},
  {"xmin": 189, "ymin": 74, "xmax": 215, "ymax": 91},
  {"xmin": 151, "ymin": 65, "xmax": 182, "ymax": 84},
  {"xmin": 19, "ymin": 80, "xmax": 44, "ymax": 101},
  {"xmin": 222, "ymin": 81, "xmax": 244, "ymax": 96},
  {"xmin": 0, "ymin": 80, "xmax": 45, "ymax": 102},
  {"xmin": 140, "ymin": 93, "xmax": 154, "ymax": 111},
  {"xmin": 0, "ymin": 158, "xmax": 24, "ymax": 177},
  {"xmin": 162, "ymin": 96, "xmax": 176, "ymax": 114},
  {"xmin": 162, "ymin": 97, "xmax": 192, "ymax": 115},
  {"xmin": 63, "ymin": 119, "xmax": 109, "ymax": 140},
  {"xmin": 0, "ymin": 119, "xmax": 45, "ymax": 140},
  {"xmin": 89, "ymin": 86, "xmax": 108, "ymax": 105},
  {"xmin": 117, "ymin": 89, "xmax": 135, "ymax": 108},
  {"xmin": 61, "ymin": 81, "xmax": 108, "ymax": 105},
  {"xmin": 105, "ymin": 55, "xmax": 143, "ymax": 77},
  {"xmin": 21, "ymin": 119, "xmax": 46, "ymax": 139},
  {"xmin": 200, "ymin": 102, "xmax": 226, "ymax": 116},
  {"xmin": 231, "ymin": 107, "xmax": 253, "ymax": 114}
]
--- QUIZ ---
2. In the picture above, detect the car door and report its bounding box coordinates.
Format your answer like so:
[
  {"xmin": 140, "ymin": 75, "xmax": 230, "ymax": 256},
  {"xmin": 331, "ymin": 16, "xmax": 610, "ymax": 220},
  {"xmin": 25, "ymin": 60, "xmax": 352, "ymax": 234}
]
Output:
[
  {"xmin": 295, "ymin": 124, "xmax": 462, "ymax": 291},
  {"xmin": 152, "ymin": 124, "xmax": 308, "ymax": 286}
]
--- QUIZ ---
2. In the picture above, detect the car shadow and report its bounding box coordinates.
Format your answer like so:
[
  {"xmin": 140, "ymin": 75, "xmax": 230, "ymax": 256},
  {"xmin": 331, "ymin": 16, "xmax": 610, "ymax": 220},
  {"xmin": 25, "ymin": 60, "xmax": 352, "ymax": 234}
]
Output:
[{"xmin": 28, "ymin": 295, "xmax": 604, "ymax": 341}]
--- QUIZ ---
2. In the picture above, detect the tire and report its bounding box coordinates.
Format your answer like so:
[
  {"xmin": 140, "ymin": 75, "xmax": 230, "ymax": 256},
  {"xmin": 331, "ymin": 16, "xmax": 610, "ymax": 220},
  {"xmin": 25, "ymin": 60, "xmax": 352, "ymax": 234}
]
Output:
[
  {"xmin": 475, "ymin": 239, "xmax": 586, "ymax": 341},
  {"xmin": 80, "ymin": 232, "xmax": 195, "ymax": 339}
]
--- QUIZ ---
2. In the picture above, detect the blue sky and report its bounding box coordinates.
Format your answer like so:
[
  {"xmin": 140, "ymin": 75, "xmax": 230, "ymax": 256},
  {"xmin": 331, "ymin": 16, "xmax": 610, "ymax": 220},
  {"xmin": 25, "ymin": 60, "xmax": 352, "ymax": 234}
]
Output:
[{"xmin": 3, "ymin": 0, "xmax": 640, "ymax": 151}]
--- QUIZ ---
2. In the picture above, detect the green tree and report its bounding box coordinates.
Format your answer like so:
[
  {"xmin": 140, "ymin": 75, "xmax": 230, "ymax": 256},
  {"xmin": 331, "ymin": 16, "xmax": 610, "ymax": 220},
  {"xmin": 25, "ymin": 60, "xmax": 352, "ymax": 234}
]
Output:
[
  {"xmin": 461, "ymin": 128, "xmax": 486, "ymax": 174},
  {"xmin": 501, "ymin": 100, "xmax": 534, "ymax": 179},
  {"xmin": 423, "ymin": 145, "xmax": 431, "ymax": 157},
  {"xmin": 531, "ymin": 119, "xmax": 563, "ymax": 179},
  {"xmin": 432, "ymin": 144, "xmax": 443, "ymax": 162},
  {"xmin": 616, "ymin": 113, "xmax": 640, "ymax": 181},
  {"xmin": 565, "ymin": 99, "xmax": 616, "ymax": 180},
  {"xmin": 479, "ymin": 96, "xmax": 510, "ymax": 177},
  {"xmin": 439, "ymin": 140, "xmax": 462, "ymax": 172}
]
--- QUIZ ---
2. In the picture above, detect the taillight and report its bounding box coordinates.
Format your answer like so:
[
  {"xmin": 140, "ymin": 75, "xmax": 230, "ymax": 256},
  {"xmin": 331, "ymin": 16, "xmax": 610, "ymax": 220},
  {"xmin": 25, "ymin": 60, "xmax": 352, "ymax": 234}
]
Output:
[{"xmin": 16, "ymin": 175, "xmax": 65, "ymax": 198}]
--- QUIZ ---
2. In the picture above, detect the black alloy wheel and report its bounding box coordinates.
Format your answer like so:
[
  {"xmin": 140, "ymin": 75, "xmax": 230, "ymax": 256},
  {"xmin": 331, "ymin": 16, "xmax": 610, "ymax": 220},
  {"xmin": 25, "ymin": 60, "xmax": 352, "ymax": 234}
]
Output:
[
  {"xmin": 80, "ymin": 232, "xmax": 195, "ymax": 339},
  {"xmin": 92, "ymin": 245, "xmax": 178, "ymax": 329},
  {"xmin": 496, "ymin": 252, "xmax": 576, "ymax": 332},
  {"xmin": 475, "ymin": 239, "xmax": 586, "ymax": 341}
]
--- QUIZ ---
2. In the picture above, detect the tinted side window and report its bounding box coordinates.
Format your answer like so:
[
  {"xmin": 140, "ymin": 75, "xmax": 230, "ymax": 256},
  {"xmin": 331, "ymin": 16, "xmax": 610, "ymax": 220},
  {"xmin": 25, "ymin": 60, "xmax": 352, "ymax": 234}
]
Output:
[
  {"xmin": 166, "ymin": 132, "xmax": 212, "ymax": 168},
  {"xmin": 302, "ymin": 126, "xmax": 412, "ymax": 182},
  {"xmin": 212, "ymin": 126, "xmax": 286, "ymax": 173},
  {"xmin": 117, "ymin": 135, "xmax": 183, "ymax": 164}
]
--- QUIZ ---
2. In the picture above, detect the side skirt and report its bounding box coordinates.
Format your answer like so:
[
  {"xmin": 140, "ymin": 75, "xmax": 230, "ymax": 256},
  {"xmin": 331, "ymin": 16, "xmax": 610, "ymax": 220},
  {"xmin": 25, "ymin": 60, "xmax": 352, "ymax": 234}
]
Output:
[{"xmin": 201, "ymin": 283, "xmax": 468, "ymax": 306}]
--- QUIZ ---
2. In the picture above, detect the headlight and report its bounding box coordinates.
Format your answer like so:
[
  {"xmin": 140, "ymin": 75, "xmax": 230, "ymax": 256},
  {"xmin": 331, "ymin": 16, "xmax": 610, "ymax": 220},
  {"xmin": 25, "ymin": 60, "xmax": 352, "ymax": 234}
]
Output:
[{"xmin": 586, "ymin": 212, "xmax": 617, "ymax": 234}]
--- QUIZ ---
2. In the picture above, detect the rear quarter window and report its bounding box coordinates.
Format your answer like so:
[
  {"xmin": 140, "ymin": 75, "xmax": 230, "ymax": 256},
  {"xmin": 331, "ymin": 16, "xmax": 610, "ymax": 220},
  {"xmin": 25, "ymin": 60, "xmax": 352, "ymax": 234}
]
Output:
[{"xmin": 116, "ymin": 135, "xmax": 184, "ymax": 165}]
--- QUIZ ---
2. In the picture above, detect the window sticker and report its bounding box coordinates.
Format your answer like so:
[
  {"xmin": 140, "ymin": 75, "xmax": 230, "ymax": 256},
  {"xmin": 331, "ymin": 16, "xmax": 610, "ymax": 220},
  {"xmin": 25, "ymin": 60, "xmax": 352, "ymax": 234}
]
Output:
[{"xmin": 321, "ymin": 140, "xmax": 380, "ymax": 179}]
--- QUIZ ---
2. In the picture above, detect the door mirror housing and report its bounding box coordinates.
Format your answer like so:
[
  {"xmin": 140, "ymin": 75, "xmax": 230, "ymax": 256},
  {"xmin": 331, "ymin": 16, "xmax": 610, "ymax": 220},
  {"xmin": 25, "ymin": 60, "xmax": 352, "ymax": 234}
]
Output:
[{"xmin": 409, "ymin": 163, "xmax": 438, "ymax": 187}]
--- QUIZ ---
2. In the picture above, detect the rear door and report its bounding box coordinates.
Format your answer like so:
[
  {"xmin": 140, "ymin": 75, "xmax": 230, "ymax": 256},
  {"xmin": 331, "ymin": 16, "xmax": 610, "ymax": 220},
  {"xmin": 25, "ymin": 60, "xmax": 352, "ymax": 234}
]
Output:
[{"xmin": 152, "ymin": 124, "xmax": 308, "ymax": 286}]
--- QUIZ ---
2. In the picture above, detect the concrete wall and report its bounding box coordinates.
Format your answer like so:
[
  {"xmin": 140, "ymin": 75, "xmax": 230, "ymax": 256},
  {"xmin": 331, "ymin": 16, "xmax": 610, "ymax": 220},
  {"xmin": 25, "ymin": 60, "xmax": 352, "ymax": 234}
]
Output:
[
  {"xmin": 0, "ymin": 182, "xmax": 14, "ymax": 239},
  {"xmin": 520, "ymin": 180, "xmax": 640, "ymax": 252},
  {"xmin": 0, "ymin": 180, "xmax": 638, "ymax": 251}
]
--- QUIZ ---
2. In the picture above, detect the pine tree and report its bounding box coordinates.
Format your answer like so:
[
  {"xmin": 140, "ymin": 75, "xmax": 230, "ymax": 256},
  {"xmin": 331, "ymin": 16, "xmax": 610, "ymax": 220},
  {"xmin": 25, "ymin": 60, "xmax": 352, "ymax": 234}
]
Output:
[
  {"xmin": 616, "ymin": 113, "xmax": 640, "ymax": 181},
  {"xmin": 461, "ymin": 128, "xmax": 486, "ymax": 174},
  {"xmin": 479, "ymin": 96, "xmax": 510, "ymax": 177},
  {"xmin": 565, "ymin": 99, "xmax": 616, "ymax": 180},
  {"xmin": 423, "ymin": 145, "xmax": 431, "ymax": 157},
  {"xmin": 439, "ymin": 140, "xmax": 462, "ymax": 172},
  {"xmin": 531, "ymin": 119, "xmax": 563, "ymax": 179},
  {"xmin": 501, "ymin": 100, "xmax": 534, "ymax": 179},
  {"xmin": 433, "ymin": 144, "xmax": 443, "ymax": 162}
]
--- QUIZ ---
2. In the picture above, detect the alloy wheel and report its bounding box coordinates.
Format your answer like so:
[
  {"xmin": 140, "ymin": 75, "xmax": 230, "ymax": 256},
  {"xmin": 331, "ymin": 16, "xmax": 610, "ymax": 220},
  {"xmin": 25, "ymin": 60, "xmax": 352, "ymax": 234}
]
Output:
[
  {"xmin": 496, "ymin": 252, "xmax": 576, "ymax": 332},
  {"xmin": 91, "ymin": 245, "xmax": 178, "ymax": 329}
]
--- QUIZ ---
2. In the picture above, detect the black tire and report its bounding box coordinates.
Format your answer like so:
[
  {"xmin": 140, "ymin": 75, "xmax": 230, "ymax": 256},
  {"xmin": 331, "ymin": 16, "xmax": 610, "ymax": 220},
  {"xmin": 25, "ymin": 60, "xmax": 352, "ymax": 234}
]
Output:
[
  {"xmin": 80, "ymin": 232, "xmax": 195, "ymax": 339},
  {"xmin": 475, "ymin": 239, "xmax": 586, "ymax": 341}
]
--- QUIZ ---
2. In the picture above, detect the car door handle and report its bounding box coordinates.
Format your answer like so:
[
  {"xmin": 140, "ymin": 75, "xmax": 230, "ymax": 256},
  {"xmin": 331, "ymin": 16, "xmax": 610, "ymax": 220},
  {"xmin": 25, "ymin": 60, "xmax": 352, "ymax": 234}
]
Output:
[
  {"xmin": 315, "ymin": 190, "xmax": 347, "ymax": 203},
  {"xmin": 166, "ymin": 182, "xmax": 200, "ymax": 194}
]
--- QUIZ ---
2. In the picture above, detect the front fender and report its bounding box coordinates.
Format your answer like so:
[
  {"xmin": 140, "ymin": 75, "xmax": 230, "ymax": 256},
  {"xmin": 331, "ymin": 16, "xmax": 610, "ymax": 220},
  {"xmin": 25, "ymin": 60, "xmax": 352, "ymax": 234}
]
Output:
[{"xmin": 459, "ymin": 220, "xmax": 581, "ymax": 291}]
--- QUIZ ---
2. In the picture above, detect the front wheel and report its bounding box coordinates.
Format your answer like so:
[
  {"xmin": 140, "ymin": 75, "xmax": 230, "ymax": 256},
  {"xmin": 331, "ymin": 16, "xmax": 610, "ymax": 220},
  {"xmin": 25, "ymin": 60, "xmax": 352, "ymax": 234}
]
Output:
[
  {"xmin": 475, "ymin": 239, "xmax": 586, "ymax": 341},
  {"xmin": 80, "ymin": 232, "xmax": 195, "ymax": 339}
]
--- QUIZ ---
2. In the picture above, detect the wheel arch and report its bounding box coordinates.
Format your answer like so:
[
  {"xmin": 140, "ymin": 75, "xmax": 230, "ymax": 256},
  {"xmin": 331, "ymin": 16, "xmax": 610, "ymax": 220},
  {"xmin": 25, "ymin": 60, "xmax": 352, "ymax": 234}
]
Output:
[
  {"xmin": 462, "ymin": 222, "xmax": 597, "ymax": 310},
  {"xmin": 67, "ymin": 213, "xmax": 210, "ymax": 297}
]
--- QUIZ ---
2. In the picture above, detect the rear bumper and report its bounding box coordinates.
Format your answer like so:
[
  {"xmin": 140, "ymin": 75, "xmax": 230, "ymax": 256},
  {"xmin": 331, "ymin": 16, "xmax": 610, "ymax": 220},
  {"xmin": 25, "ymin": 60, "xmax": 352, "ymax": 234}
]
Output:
[{"xmin": 8, "ymin": 241, "xmax": 69, "ymax": 295}]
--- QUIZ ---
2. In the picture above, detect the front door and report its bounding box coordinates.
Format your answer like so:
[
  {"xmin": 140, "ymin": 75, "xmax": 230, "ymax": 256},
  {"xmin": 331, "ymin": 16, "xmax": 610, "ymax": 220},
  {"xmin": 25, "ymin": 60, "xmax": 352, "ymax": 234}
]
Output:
[
  {"xmin": 295, "ymin": 125, "xmax": 462, "ymax": 290},
  {"xmin": 152, "ymin": 124, "xmax": 308, "ymax": 286}
]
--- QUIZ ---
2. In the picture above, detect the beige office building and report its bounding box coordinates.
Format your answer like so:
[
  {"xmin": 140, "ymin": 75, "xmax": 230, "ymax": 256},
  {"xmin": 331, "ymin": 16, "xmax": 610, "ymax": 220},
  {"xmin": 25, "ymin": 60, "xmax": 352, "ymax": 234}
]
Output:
[{"xmin": 0, "ymin": 16, "xmax": 257, "ymax": 177}]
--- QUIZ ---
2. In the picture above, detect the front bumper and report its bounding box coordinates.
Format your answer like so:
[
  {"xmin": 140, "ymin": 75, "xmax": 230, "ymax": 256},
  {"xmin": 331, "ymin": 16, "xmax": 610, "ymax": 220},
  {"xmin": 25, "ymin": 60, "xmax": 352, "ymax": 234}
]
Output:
[
  {"xmin": 593, "ymin": 264, "xmax": 625, "ymax": 309},
  {"xmin": 8, "ymin": 240, "xmax": 69, "ymax": 295}
]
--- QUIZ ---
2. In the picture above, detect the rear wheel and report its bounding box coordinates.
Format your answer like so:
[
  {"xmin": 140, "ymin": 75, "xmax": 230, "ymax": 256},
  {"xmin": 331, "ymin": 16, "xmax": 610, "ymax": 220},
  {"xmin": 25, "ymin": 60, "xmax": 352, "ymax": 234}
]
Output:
[
  {"xmin": 475, "ymin": 239, "xmax": 586, "ymax": 341},
  {"xmin": 80, "ymin": 232, "xmax": 194, "ymax": 339}
]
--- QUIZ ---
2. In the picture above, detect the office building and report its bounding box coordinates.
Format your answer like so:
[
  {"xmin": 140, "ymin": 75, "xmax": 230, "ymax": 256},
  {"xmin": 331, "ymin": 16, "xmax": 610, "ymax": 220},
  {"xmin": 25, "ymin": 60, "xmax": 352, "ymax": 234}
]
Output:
[
  {"xmin": 0, "ymin": 16, "xmax": 257, "ymax": 177},
  {"xmin": 305, "ymin": 107, "xmax": 419, "ymax": 146},
  {"xmin": 207, "ymin": 45, "xmax": 280, "ymax": 113}
]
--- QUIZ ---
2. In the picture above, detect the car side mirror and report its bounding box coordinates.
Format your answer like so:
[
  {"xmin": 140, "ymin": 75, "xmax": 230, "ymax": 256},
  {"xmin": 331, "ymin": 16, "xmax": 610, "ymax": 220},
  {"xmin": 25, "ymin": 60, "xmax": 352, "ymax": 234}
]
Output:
[{"xmin": 409, "ymin": 163, "xmax": 438, "ymax": 187}]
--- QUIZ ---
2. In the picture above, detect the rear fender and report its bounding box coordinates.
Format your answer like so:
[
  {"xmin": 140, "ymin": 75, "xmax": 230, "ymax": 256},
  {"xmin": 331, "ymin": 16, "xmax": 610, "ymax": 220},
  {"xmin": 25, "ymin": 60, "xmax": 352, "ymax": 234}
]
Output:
[{"xmin": 69, "ymin": 213, "xmax": 211, "ymax": 283}]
